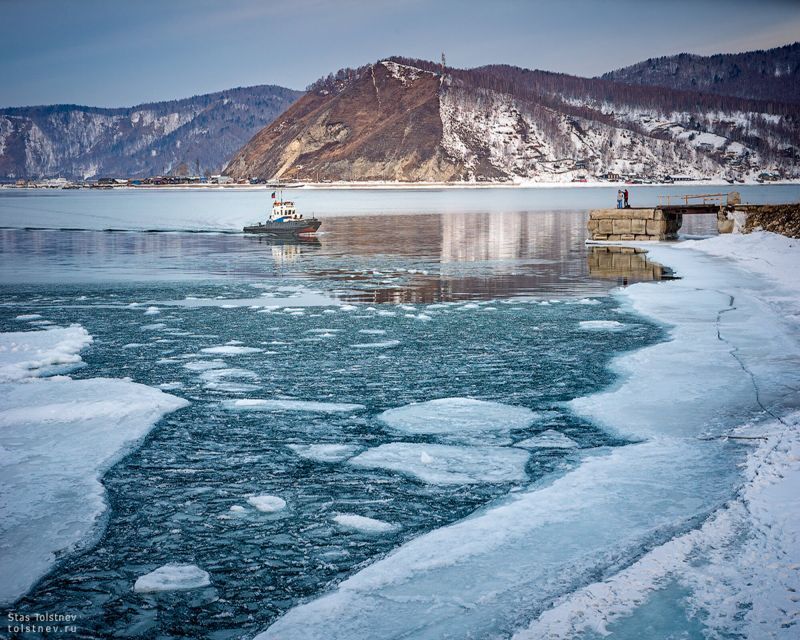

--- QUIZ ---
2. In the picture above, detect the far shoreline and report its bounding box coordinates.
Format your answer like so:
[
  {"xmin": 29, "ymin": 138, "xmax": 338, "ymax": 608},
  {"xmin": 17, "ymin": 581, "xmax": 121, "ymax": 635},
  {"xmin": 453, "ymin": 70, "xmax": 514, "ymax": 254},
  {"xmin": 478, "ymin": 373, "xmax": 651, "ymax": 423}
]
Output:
[{"xmin": 3, "ymin": 180, "xmax": 799, "ymax": 192}]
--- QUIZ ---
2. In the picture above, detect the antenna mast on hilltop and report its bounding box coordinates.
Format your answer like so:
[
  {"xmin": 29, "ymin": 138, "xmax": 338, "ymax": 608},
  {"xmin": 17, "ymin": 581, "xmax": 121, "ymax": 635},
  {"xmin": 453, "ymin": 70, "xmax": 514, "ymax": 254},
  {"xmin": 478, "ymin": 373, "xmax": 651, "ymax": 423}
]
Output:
[{"xmin": 441, "ymin": 52, "xmax": 446, "ymax": 73}]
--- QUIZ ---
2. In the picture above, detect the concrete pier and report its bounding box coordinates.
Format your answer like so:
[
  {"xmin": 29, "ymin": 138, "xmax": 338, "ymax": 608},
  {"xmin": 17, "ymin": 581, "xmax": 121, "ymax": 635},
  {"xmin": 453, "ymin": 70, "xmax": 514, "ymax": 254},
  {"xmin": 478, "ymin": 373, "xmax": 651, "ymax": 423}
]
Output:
[{"xmin": 587, "ymin": 208, "xmax": 682, "ymax": 241}]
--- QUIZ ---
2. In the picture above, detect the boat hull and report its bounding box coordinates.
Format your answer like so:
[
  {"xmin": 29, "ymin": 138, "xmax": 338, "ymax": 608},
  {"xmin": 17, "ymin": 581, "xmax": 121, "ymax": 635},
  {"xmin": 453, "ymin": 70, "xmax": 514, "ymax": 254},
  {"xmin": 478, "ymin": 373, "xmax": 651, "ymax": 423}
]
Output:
[{"xmin": 243, "ymin": 218, "xmax": 321, "ymax": 236}]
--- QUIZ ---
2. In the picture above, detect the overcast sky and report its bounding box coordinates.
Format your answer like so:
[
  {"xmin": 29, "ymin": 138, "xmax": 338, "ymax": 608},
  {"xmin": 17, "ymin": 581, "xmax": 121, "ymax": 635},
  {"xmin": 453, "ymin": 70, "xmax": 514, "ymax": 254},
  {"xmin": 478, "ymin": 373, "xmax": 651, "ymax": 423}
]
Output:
[{"xmin": 2, "ymin": 0, "xmax": 799, "ymax": 108}]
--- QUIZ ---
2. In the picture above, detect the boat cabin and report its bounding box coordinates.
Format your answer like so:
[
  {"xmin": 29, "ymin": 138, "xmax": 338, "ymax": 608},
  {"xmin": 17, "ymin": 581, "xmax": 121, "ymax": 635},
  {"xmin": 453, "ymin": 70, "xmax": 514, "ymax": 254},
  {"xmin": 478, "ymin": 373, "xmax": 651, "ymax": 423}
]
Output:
[{"xmin": 270, "ymin": 200, "xmax": 303, "ymax": 221}]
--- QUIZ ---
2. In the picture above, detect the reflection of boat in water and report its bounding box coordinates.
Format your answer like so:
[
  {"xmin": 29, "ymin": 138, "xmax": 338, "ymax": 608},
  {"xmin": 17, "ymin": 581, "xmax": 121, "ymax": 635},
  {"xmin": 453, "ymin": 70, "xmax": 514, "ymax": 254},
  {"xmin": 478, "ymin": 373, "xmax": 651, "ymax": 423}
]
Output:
[
  {"xmin": 243, "ymin": 187, "xmax": 321, "ymax": 237},
  {"xmin": 247, "ymin": 234, "xmax": 321, "ymax": 248}
]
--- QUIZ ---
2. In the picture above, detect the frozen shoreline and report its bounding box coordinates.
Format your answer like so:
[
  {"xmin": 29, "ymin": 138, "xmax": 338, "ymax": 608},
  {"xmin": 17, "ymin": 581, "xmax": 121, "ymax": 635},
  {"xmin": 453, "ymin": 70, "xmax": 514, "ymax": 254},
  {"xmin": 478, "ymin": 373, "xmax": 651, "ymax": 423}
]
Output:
[{"xmin": 253, "ymin": 231, "xmax": 800, "ymax": 639}]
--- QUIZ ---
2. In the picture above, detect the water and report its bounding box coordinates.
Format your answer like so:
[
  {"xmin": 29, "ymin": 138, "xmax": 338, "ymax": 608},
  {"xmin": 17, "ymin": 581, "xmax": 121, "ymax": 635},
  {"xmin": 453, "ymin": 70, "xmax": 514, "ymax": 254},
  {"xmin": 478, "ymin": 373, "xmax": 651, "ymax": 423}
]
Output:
[{"xmin": 1, "ymin": 187, "xmax": 797, "ymax": 639}]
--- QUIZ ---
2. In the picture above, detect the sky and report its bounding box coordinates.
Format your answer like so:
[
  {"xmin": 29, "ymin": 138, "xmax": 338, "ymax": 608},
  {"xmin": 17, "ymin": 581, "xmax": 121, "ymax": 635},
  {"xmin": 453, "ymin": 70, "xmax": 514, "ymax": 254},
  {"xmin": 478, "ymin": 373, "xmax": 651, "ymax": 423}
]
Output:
[{"xmin": 1, "ymin": 0, "xmax": 799, "ymax": 108}]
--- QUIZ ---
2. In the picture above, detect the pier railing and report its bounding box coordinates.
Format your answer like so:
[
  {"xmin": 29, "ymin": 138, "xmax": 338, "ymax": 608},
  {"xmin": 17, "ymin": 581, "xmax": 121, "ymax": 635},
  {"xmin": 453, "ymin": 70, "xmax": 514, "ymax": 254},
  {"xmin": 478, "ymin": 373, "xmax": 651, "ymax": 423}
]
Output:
[{"xmin": 657, "ymin": 193, "xmax": 730, "ymax": 208}]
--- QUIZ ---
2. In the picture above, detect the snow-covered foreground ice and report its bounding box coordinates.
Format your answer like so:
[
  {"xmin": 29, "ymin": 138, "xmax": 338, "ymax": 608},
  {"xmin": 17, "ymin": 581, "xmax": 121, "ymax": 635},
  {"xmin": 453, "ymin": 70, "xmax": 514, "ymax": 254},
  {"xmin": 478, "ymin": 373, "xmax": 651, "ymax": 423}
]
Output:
[
  {"xmin": 349, "ymin": 443, "xmax": 530, "ymax": 485},
  {"xmin": 517, "ymin": 411, "xmax": 800, "ymax": 640},
  {"xmin": 0, "ymin": 327, "xmax": 187, "ymax": 605},
  {"xmin": 255, "ymin": 233, "xmax": 800, "ymax": 640}
]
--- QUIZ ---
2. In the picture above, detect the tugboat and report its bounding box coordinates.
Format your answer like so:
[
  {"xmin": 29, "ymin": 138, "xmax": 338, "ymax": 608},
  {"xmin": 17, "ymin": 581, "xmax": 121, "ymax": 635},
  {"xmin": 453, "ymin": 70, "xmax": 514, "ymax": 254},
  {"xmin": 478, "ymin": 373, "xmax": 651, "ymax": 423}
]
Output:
[{"xmin": 243, "ymin": 187, "xmax": 321, "ymax": 236}]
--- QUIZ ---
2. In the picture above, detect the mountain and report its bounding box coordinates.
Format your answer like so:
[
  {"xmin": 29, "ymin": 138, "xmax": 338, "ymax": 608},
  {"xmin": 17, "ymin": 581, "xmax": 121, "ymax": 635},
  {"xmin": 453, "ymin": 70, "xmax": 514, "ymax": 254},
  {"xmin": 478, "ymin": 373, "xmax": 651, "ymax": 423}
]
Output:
[
  {"xmin": 601, "ymin": 42, "xmax": 800, "ymax": 104},
  {"xmin": 0, "ymin": 85, "xmax": 301, "ymax": 180},
  {"xmin": 225, "ymin": 56, "xmax": 799, "ymax": 183}
]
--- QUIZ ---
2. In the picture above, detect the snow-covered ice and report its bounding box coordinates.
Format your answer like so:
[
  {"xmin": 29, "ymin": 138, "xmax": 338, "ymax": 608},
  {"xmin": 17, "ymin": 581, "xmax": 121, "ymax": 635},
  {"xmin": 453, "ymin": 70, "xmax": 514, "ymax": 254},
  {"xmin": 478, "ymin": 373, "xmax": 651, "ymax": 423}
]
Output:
[
  {"xmin": 133, "ymin": 563, "xmax": 210, "ymax": 593},
  {"xmin": 334, "ymin": 514, "xmax": 397, "ymax": 534},
  {"xmin": 0, "ymin": 326, "xmax": 92, "ymax": 382},
  {"xmin": 0, "ymin": 328, "xmax": 188, "ymax": 605},
  {"xmin": 348, "ymin": 443, "xmax": 530, "ymax": 485},
  {"xmin": 247, "ymin": 495, "xmax": 287, "ymax": 513},
  {"xmin": 288, "ymin": 444, "xmax": 362, "ymax": 463}
]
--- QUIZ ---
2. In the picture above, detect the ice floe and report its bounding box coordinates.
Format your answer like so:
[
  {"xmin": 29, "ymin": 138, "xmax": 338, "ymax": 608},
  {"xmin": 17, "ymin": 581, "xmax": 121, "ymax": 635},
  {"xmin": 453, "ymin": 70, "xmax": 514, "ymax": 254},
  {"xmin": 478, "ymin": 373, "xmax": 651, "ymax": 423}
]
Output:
[
  {"xmin": 288, "ymin": 444, "xmax": 362, "ymax": 463},
  {"xmin": 144, "ymin": 306, "xmax": 160, "ymax": 315},
  {"xmin": 378, "ymin": 397, "xmax": 536, "ymax": 443},
  {"xmin": 578, "ymin": 320, "xmax": 625, "ymax": 330},
  {"xmin": 333, "ymin": 514, "xmax": 397, "ymax": 534},
  {"xmin": 200, "ymin": 345, "xmax": 263, "ymax": 355},
  {"xmin": 133, "ymin": 563, "xmax": 210, "ymax": 593},
  {"xmin": 348, "ymin": 443, "xmax": 529, "ymax": 485},
  {"xmin": 223, "ymin": 399, "xmax": 365, "ymax": 413},
  {"xmin": 140, "ymin": 322, "xmax": 166, "ymax": 331},
  {"xmin": 514, "ymin": 430, "xmax": 578, "ymax": 449},
  {"xmin": 247, "ymin": 495, "xmax": 287, "ymax": 512},
  {"xmin": 350, "ymin": 340, "xmax": 400, "ymax": 349},
  {"xmin": 182, "ymin": 359, "xmax": 227, "ymax": 371}
]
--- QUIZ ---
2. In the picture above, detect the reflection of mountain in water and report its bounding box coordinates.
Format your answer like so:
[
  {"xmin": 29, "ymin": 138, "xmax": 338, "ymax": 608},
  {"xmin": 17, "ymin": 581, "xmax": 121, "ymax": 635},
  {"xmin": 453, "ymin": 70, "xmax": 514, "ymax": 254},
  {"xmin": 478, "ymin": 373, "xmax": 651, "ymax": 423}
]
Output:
[{"xmin": 322, "ymin": 210, "xmax": 609, "ymax": 303}]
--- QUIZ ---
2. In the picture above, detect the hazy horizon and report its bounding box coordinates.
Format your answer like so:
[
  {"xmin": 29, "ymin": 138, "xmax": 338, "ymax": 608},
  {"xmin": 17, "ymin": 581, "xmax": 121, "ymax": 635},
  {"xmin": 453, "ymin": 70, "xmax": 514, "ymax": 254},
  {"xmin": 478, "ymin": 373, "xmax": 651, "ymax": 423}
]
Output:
[{"xmin": 2, "ymin": 0, "xmax": 799, "ymax": 109}]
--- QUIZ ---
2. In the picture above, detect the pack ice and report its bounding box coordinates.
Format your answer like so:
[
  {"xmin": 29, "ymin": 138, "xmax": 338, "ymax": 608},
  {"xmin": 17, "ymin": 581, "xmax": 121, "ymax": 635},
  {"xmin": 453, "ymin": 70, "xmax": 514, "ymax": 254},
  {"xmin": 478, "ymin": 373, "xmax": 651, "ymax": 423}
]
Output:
[
  {"xmin": 0, "ymin": 327, "xmax": 188, "ymax": 605},
  {"xmin": 349, "ymin": 443, "xmax": 529, "ymax": 485},
  {"xmin": 253, "ymin": 234, "xmax": 800, "ymax": 640}
]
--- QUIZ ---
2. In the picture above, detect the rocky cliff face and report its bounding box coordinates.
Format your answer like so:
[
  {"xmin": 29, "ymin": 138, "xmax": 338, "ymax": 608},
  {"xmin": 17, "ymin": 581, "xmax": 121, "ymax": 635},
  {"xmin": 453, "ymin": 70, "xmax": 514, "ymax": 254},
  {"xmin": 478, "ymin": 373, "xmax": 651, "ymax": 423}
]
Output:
[
  {"xmin": 225, "ymin": 62, "xmax": 461, "ymax": 182},
  {"xmin": 226, "ymin": 57, "xmax": 799, "ymax": 183},
  {"xmin": 0, "ymin": 85, "xmax": 301, "ymax": 180}
]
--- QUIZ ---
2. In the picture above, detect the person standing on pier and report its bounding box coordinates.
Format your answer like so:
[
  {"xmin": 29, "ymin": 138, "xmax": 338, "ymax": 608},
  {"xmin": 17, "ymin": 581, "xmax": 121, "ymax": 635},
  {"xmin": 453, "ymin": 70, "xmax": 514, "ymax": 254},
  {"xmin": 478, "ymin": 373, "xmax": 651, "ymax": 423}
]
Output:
[
  {"xmin": 617, "ymin": 190, "xmax": 624, "ymax": 209},
  {"xmin": 624, "ymin": 189, "xmax": 629, "ymax": 208}
]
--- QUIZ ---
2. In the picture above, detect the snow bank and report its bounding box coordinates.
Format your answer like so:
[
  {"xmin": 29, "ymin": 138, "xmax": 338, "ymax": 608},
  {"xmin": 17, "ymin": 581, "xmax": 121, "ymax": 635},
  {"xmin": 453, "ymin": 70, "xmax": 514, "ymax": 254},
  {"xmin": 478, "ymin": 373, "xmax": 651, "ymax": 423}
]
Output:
[
  {"xmin": 0, "ymin": 328, "xmax": 188, "ymax": 605},
  {"xmin": 0, "ymin": 326, "xmax": 92, "ymax": 382},
  {"xmin": 378, "ymin": 398, "xmax": 536, "ymax": 443},
  {"xmin": 348, "ymin": 443, "xmax": 529, "ymax": 485},
  {"xmin": 288, "ymin": 444, "xmax": 362, "ymax": 463},
  {"xmin": 247, "ymin": 495, "xmax": 287, "ymax": 513},
  {"xmin": 253, "ymin": 234, "xmax": 800, "ymax": 639},
  {"xmin": 133, "ymin": 563, "xmax": 210, "ymax": 593},
  {"xmin": 334, "ymin": 514, "xmax": 397, "ymax": 534},
  {"xmin": 516, "ymin": 412, "xmax": 800, "ymax": 640},
  {"xmin": 223, "ymin": 399, "xmax": 365, "ymax": 413}
]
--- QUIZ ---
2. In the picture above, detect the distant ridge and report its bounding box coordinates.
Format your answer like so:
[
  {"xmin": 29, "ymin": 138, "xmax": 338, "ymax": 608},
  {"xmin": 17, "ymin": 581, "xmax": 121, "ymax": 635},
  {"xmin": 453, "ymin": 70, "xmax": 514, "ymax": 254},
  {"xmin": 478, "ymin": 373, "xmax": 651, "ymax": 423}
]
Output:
[
  {"xmin": 602, "ymin": 42, "xmax": 800, "ymax": 104},
  {"xmin": 0, "ymin": 85, "xmax": 302, "ymax": 180}
]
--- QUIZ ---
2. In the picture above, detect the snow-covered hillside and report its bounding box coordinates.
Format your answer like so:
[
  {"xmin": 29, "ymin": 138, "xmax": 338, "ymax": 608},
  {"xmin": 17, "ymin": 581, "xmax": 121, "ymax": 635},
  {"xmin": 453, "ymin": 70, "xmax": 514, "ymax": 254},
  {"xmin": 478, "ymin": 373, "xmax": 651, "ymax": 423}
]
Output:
[
  {"xmin": 439, "ymin": 77, "xmax": 795, "ymax": 183},
  {"xmin": 0, "ymin": 85, "xmax": 301, "ymax": 180}
]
